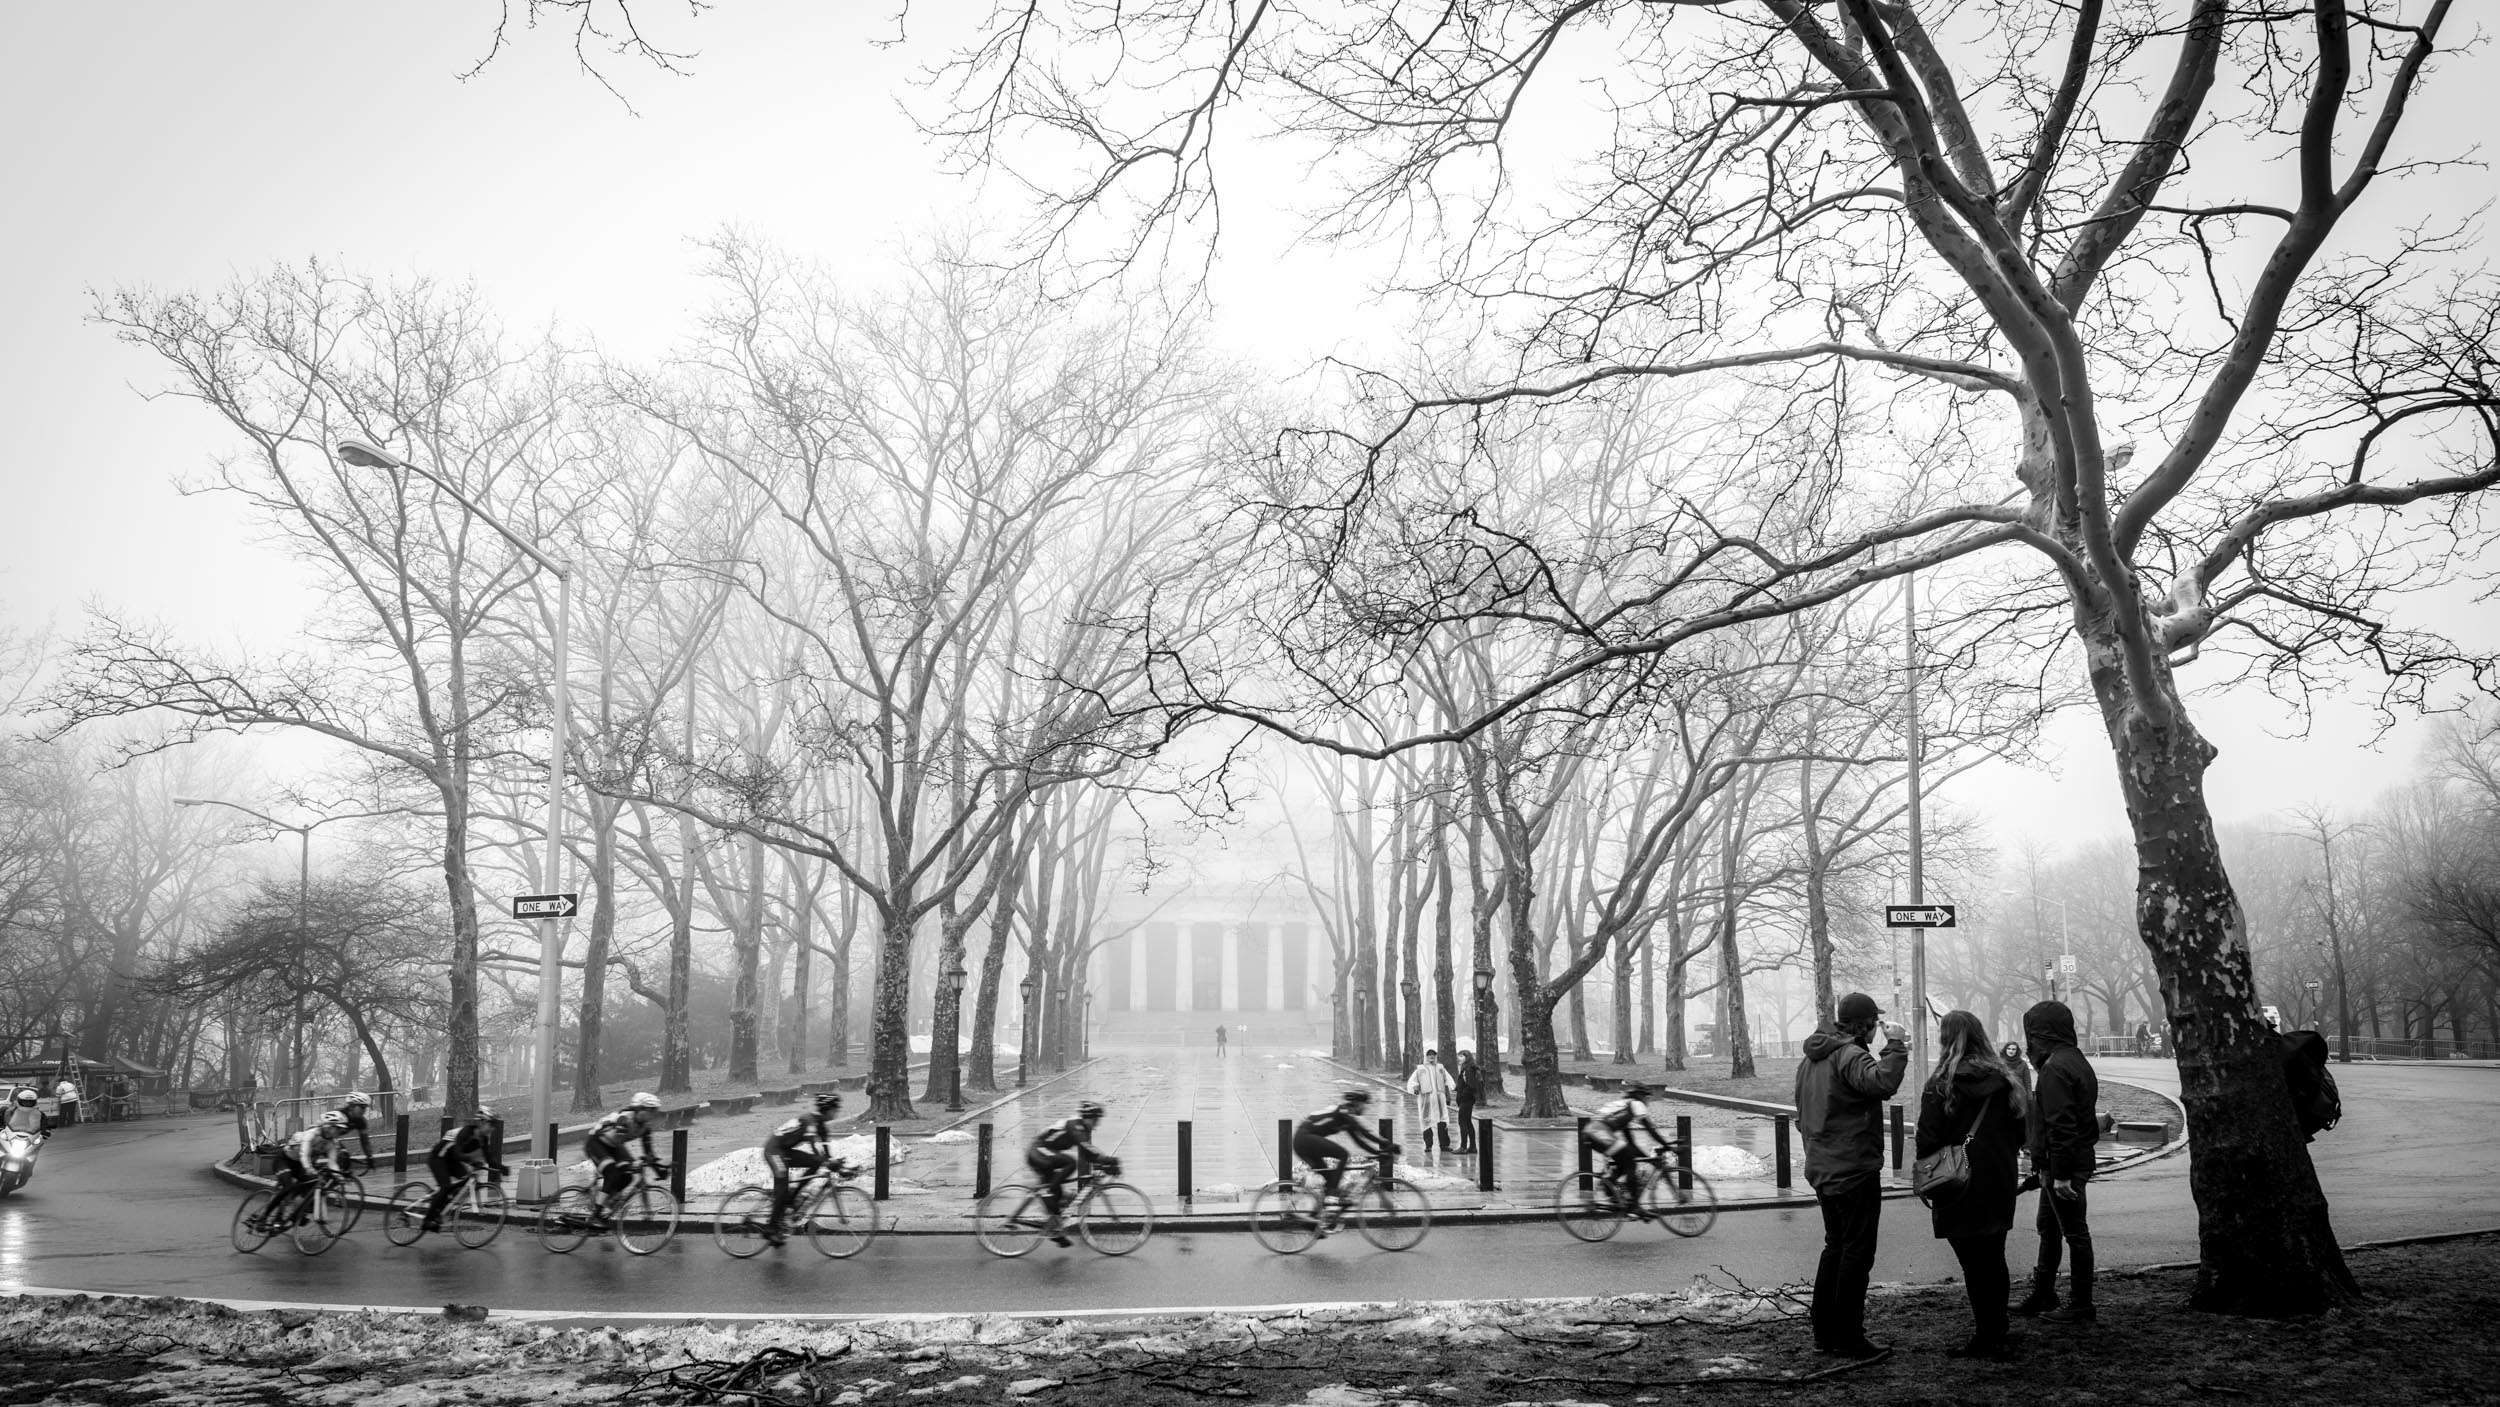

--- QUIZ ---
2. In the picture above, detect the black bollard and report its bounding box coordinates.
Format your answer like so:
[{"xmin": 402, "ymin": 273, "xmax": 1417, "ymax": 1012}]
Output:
[
  {"xmin": 547, "ymin": 1122, "xmax": 561, "ymax": 1165},
  {"xmin": 669, "ymin": 1128, "xmax": 689, "ymax": 1203},
  {"xmin": 1477, "ymin": 1118, "xmax": 1496, "ymax": 1192},
  {"xmin": 1575, "ymin": 1116, "xmax": 1594, "ymax": 1189},
  {"xmin": 1276, "ymin": 1118, "xmax": 1295, "ymax": 1186},
  {"xmin": 1775, "ymin": 1114, "xmax": 1793, "ymax": 1189},
  {"xmin": 976, "ymin": 1123, "xmax": 993, "ymax": 1199},
  {"xmin": 393, "ymin": 1112, "xmax": 412, "ymax": 1179},
  {"xmin": 874, "ymin": 1126, "xmax": 892, "ymax": 1201},
  {"xmin": 1890, "ymin": 1104, "xmax": 1905, "ymax": 1170},
  {"xmin": 1378, "ymin": 1116, "xmax": 1396, "ymax": 1184},
  {"xmin": 1178, "ymin": 1120, "xmax": 1193, "ymax": 1207},
  {"xmin": 1676, "ymin": 1115, "xmax": 1693, "ymax": 1191}
]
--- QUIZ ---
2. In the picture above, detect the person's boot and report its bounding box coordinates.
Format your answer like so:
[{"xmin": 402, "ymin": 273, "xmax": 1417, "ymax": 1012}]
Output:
[
  {"xmin": 2043, "ymin": 1246, "xmax": 2095, "ymax": 1323},
  {"xmin": 2012, "ymin": 1269, "xmax": 2060, "ymax": 1317}
]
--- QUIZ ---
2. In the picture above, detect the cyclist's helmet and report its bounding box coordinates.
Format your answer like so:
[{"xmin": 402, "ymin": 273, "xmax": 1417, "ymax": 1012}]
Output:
[
  {"xmin": 342, "ymin": 1091, "xmax": 371, "ymax": 1109},
  {"xmin": 1341, "ymin": 1089, "xmax": 1373, "ymax": 1107},
  {"xmin": 1075, "ymin": 1100, "xmax": 1106, "ymax": 1121},
  {"xmin": 1624, "ymin": 1082, "xmax": 1655, "ymax": 1100},
  {"xmin": 10, "ymin": 1088, "xmax": 34, "ymax": 1107},
  {"xmin": 319, "ymin": 1110, "xmax": 349, "ymax": 1130},
  {"xmin": 473, "ymin": 1105, "xmax": 496, "ymax": 1121},
  {"xmin": 629, "ymin": 1091, "xmax": 662, "ymax": 1110},
  {"xmin": 813, "ymin": 1092, "xmax": 842, "ymax": 1116}
]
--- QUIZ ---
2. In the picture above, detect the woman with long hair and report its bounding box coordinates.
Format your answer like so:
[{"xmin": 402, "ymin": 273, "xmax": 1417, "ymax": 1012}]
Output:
[{"xmin": 1914, "ymin": 1010, "xmax": 2029, "ymax": 1359}]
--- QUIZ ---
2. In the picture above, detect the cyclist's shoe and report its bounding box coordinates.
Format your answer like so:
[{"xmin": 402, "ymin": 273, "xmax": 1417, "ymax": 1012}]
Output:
[
  {"xmin": 421, "ymin": 1217, "xmax": 443, "ymax": 1234},
  {"xmin": 1049, "ymin": 1232, "xmax": 1073, "ymax": 1247}
]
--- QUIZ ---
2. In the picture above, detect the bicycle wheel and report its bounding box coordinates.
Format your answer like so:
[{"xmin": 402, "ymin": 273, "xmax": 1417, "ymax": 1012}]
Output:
[
  {"xmin": 455, "ymin": 1179, "xmax": 510, "ymax": 1249},
  {"xmin": 1076, "ymin": 1181, "xmax": 1154, "ymax": 1256},
  {"xmin": 713, "ymin": 1186, "xmax": 774, "ymax": 1259},
  {"xmin": 804, "ymin": 1183, "xmax": 880, "ymax": 1259},
  {"xmin": 231, "ymin": 1190, "xmax": 278, "ymax": 1254},
  {"xmin": 1248, "ymin": 1182, "xmax": 1323, "ymax": 1255},
  {"xmin": 973, "ymin": 1184, "xmax": 1048, "ymax": 1258},
  {"xmin": 538, "ymin": 1186, "xmax": 595, "ymax": 1253},
  {"xmin": 1355, "ymin": 1177, "xmax": 1432, "ymax": 1251},
  {"xmin": 333, "ymin": 1173, "xmax": 365, "ymax": 1233},
  {"xmin": 384, "ymin": 1182, "xmax": 434, "ymax": 1247},
  {"xmin": 615, "ymin": 1184, "xmax": 679, "ymax": 1255},
  {"xmin": 292, "ymin": 1193, "xmax": 345, "ymax": 1255},
  {"xmin": 1655, "ymin": 1169, "xmax": 1718, "ymax": 1238},
  {"xmin": 1553, "ymin": 1173, "xmax": 1620, "ymax": 1243}
]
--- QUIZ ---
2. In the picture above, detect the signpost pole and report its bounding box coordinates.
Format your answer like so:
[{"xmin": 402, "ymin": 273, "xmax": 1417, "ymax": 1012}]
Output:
[
  {"xmin": 533, "ymin": 569, "xmax": 572, "ymax": 1161},
  {"xmin": 1903, "ymin": 572, "xmax": 1929, "ymax": 1096}
]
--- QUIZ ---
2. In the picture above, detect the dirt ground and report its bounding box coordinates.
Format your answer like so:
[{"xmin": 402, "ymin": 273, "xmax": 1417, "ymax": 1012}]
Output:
[{"xmin": 6, "ymin": 1233, "xmax": 2494, "ymax": 1406}]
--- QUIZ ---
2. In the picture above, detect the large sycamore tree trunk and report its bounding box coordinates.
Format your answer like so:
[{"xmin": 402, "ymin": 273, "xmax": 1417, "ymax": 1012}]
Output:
[{"xmin": 2087, "ymin": 626, "xmax": 2358, "ymax": 1313}]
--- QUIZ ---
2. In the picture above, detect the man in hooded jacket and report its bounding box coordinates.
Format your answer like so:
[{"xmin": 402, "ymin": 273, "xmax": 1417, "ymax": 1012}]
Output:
[
  {"xmin": 2017, "ymin": 999, "xmax": 2100, "ymax": 1324},
  {"xmin": 1794, "ymin": 991, "xmax": 1908, "ymax": 1357}
]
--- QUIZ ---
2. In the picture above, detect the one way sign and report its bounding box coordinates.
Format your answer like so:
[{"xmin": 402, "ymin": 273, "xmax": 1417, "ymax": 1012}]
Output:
[
  {"xmin": 1884, "ymin": 904, "xmax": 1957, "ymax": 929},
  {"xmin": 512, "ymin": 893, "xmax": 580, "ymax": 919}
]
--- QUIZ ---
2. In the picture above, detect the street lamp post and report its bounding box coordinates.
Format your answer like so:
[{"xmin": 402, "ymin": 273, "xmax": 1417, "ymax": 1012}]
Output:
[
  {"xmin": 337, "ymin": 439, "xmax": 572, "ymax": 1157},
  {"xmin": 944, "ymin": 960, "xmax": 968, "ymax": 1112},
  {"xmin": 1017, "ymin": 973, "xmax": 1037, "ymax": 1088},
  {"xmin": 1354, "ymin": 986, "xmax": 1372, "ymax": 1070}
]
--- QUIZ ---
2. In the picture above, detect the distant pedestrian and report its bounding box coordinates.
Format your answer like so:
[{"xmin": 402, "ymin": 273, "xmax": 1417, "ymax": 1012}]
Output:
[
  {"xmin": 1214, "ymin": 1023, "xmax": 1229, "ymax": 1057},
  {"xmin": 53, "ymin": 1078, "xmax": 79, "ymax": 1128},
  {"xmin": 1794, "ymin": 992, "xmax": 1909, "ymax": 1359},
  {"xmin": 1406, "ymin": 1049, "xmax": 1455, "ymax": 1156},
  {"xmin": 2132, "ymin": 1021, "xmax": 2152, "ymax": 1057},
  {"xmin": 2017, "ymin": 999, "xmax": 2101, "ymax": 1325},
  {"xmin": 1453, "ymin": 1051, "xmax": 1482, "ymax": 1152},
  {"xmin": 1915, "ymin": 1011, "xmax": 2028, "ymax": 1360}
]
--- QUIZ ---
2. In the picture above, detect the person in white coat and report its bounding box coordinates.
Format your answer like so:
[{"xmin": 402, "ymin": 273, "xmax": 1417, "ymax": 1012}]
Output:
[{"xmin": 1406, "ymin": 1049, "xmax": 1456, "ymax": 1156}]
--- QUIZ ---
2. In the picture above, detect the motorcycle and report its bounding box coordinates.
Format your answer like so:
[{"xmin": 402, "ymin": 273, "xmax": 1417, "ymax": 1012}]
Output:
[{"xmin": 0, "ymin": 1127, "xmax": 43, "ymax": 1197}]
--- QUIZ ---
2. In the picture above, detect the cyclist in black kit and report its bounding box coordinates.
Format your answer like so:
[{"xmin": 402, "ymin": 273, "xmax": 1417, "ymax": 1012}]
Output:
[
  {"xmin": 1293, "ymin": 1090, "xmax": 1399, "ymax": 1222},
  {"xmin": 762, "ymin": 1093, "xmax": 853, "ymax": 1245},
  {"xmin": 418, "ymin": 1106, "xmax": 506, "ymax": 1232},
  {"xmin": 1580, "ymin": 1082, "xmax": 1671, "ymax": 1217},
  {"xmin": 582, "ymin": 1092, "xmax": 667, "ymax": 1227},
  {"xmin": 1025, "ymin": 1101, "xmax": 1118, "ymax": 1246}
]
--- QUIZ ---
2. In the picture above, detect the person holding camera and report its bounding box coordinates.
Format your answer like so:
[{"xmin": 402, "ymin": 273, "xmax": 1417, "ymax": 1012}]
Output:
[{"xmin": 1794, "ymin": 991, "xmax": 1909, "ymax": 1359}]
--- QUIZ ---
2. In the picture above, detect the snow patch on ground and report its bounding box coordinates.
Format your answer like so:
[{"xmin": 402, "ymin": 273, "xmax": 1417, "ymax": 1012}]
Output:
[
  {"xmin": 1692, "ymin": 1145, "xmax": 1772, "ymax": 1180},
  {"xmin": 925, "ymin": 1129, "xmax": 973, "ymax": 1144}
]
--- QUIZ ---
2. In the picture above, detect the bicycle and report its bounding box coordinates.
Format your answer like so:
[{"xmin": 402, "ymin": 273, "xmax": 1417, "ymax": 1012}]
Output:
[
  {"xmin": 713, "ymin": 1160, "xmax": 881, "ymax": 1259},
  {"xmin": 1250, "ymin": 1157, "xmax": 1432, "ymax": 1254},
  {"xmin": 537, "ymin": 1157, "xmax": 680, "ymax": 1255},
  {"xmin": 974, "ymin": 1163, "xmax": 1154, "ymax": 1257},
  {"xmin": 1554, "ymin": 1148, "xmax": 1717, "ymax": 1242},
  {"xmin": 232, "ymin": 1168, "xmax": 362, "ymax": 1256},
  {"xmin": 383, "ymin": 1169, "xmax": 511, "ymax": 1249}
]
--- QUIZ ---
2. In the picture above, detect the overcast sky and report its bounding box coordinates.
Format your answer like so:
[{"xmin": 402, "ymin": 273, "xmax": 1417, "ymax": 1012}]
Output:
[{"xmin": 4, "ymin": 3, "xmax": 2494, "ymax": 873}]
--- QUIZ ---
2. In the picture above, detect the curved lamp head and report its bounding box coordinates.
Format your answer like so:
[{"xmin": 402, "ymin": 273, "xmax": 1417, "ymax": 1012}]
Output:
[{"xmin": 334, "ymin": 440, "xmax": 401, "ymax": 470}]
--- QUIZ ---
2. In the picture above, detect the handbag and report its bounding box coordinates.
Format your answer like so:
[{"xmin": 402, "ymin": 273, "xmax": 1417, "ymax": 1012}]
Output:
[{"xmin": 1912, "ymin": 1091, "xmax": 1995, "ymax": 1207}]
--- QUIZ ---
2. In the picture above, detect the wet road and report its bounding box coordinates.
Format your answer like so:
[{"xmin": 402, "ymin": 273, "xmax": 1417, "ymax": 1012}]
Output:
[{"xmin": 1, "ymin": 1058, "xmax": 2490, "ymax": 1317}]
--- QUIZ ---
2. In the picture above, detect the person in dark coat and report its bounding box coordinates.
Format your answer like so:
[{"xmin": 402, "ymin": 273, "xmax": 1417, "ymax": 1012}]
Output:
[
  {"xmin": 2017, "ymin": 999, "xmax": 2101, "ymax": 1324},
  {"xmin": 1915, "ymin": 1010, "xmax": 2028, "ymax": 1359},
  {"xmin": 1453, "ymin": 1051, "xmax": 1482, "ymax": 1153},
  {"xmin": 1793, "ymin": 991, "xmax": 1909, "ymax": 1359}
]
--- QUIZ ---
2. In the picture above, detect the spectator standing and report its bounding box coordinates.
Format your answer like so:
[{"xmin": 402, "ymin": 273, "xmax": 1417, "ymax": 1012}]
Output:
[
  {"xmin": 53, "ymin": 1078, "xmax": 80, "ymax": 1128},
  {"xmin": 1406, "ymin": 1049, "xmax": 1456, "ymax": 1156},
  {"xmin": 1915, "ymin": 1011, "xmax": 2028, "ymax": 1360},
  {"xmin": 1214, "ymin": 1023, "xmax": 1229, "ymax": 1057},
  {"xmin": 2017, "ymin": 999, "xmax": 2101, "ymax": 1325},
  {"xmin": 1453, "ymin": 1051, "xmax": 1482, "ymax": 1152},
  {"xmin": 2133, "ymin": 1021, "xmax": 2152, "ymax": 1057},
  {"xmin": 1793, "ymin": 991, "xmax": 1909, "ymax": 1359}
]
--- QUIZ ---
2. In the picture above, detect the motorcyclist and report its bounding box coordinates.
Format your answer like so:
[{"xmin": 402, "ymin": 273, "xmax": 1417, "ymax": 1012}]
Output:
[{"xmin": 2, "ymin": 1088, "xmax": 51, "ymax": 1138}]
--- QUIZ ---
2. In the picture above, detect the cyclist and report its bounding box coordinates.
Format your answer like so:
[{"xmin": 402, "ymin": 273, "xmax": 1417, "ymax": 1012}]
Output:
[
  {"xmin": 762, "ymin": 1093, "xmax": 852, "ymax": 1245},
  {"xmin": 1293, "ymin": 1089, "xmax": 1398, "ymax": 1228},
  {"xmin": 333, "ymin": 1091, "xmax": 378, "ymax": 1172},
  {"xmin": 261, "ymin": 1111, "xmax": 351, "ymax": 1230},
  {"xmin": 417, "ymin": 1105, "xmax": 506, "ymax": 1233},
  {"xmin": 1025, "ymin": 1100, "xmax": 1119, "ymax": 1246},
  {"xmin": 582, "ymin": 1092, "xmax": 667, "ymax": 1228},
  {"xmin": 1581, "ymin": 1081, "xmax": 1671, "ymax": 1217}
]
